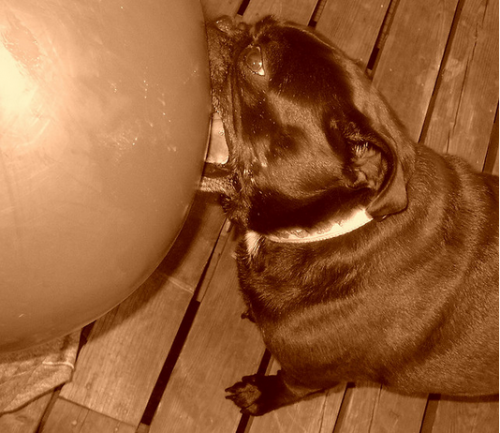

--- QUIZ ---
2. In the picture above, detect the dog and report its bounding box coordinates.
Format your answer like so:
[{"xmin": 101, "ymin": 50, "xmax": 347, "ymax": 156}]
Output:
[{"xmin": 205, "ymin": 15, "xmax": 499, "ymax": 416}]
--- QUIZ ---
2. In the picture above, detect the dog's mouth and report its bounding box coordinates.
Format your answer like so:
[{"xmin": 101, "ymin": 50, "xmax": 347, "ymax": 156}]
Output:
[
  {"xmin": 203, "ymin": 17, "xmax": 249, "ymax": 190},
  {"xmin": 203, "ymin": 111, "xmax": 231, "ymax": 177},
  {"xmin": 206, "ymin": 112, "xmax": 229, "ymax": 165}
]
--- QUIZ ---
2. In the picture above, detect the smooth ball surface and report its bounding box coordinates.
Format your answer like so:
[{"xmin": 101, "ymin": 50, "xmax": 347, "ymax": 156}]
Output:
[{"xmin": 0, "ymin": 0, "xmax": 211, "ymax": 351}]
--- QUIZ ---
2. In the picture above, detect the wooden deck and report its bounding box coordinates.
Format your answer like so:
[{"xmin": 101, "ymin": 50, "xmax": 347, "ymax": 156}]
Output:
[{"xmin": 1, "ymin": 0, "xmax": 498, "ymax": 432}]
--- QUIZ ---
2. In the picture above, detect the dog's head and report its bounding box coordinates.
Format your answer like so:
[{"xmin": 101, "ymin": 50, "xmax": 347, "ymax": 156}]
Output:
[{"xmin": 207, "ymin": 16, "xmax": 415, "ymax": 233}]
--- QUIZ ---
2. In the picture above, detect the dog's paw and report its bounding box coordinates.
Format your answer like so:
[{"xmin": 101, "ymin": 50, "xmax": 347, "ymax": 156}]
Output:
[{"xmin": 225, "ymin": 375, "xmax": 275, "ymax": 416}]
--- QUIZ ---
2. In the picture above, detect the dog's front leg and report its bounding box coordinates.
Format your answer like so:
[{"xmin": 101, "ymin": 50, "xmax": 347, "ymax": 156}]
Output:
[{"xmin": 225, "ymin": 370, "xmax": 323, "ymax": 415}]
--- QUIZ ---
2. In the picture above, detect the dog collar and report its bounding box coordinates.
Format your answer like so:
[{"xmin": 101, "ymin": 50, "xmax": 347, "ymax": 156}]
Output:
[{"xmin": 249, "ymin": 208, "xmax": 373, "ymax": 245}]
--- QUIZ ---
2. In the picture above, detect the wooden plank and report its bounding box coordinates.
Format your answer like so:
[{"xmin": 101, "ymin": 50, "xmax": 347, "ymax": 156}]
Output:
[
  {"xmin": 316, "ymin": 0, "xmax": 391, "ymax": 66},
  {"xmin": 422, "ymin": 0, "xmax": 499, "ymax": 170},
  {"xmin": 243, "ymin": 0, "xmax": 318, "ymax": 24},
  {"xmin": 333, "ymin": 383, "xmax": 381, "ymax": 433},
  {"xmin": 484, "ymin": 108, "xmax": 499, "ymax": 175},
  {"xmin": 57, "ymin": 195, "xmax": 225, "ymax": 426},
  {"xmin": 421, "ymin": 397, "xmax": 499, "ymax": 433},
  {"xmin": 0, "ymin": 393, "xmax": 53, "ymax": 433},
  {"xmin": 196, "ymin": 219, "xmax": 233, "ymax": 302},
  {"xmin": 369, "ymin": 388, "xmax": 428, "ymax": 433},
  {"xmin": 57, "ymin": 279, "xmax": 192, "ymax": 426},
  {"xmin": 149, "ymin": 232, "xmax": 266, "ymax": 433},
  {"xmin": 372, "ymin": 0, "xmax": 460, "ymax": 142},
  {"xmin": 41, "ymin": 399, "xmax": 135, "ymax": 433},
  {"xmin": 201, "ymin": 0, "xmax": 244, "ymax": 21},
  {"xmin": 154, "ymin": 192, "xmax": 227, "ymax": 293},
  {"xmin": 249, "ymin": 388, "xmax": 346, "ymax": 433},
  {"xmin": 248, "ymin": 358, "xmax": 347, "ymax": 433}
]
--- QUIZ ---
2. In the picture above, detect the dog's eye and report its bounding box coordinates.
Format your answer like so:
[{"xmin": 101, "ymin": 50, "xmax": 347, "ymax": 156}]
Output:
[{"xmin": 244, "ymin": 46, "xmax": 265, "ymax": 76}]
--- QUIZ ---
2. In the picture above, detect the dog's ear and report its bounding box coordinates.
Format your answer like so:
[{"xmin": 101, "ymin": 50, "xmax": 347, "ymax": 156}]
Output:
[
  {"xmin": 364, "ymin": 137, "xmax": 409, "ymax": 219},
  {"xmin": 332, "ymin": 106, "xmax": 410, "ymax": 220},
  {"xmin": 341, "ymin": 63, "xmax": 416, "ymax": 220},
  {"xmin": 342, "ymin": 124, "xmax": 409, "ymax": 219}
]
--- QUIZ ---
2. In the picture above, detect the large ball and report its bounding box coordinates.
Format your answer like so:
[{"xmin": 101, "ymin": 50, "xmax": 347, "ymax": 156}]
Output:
[{"xmin": 0, "ymin": 0, "xmax": 211, "ymax": 351}]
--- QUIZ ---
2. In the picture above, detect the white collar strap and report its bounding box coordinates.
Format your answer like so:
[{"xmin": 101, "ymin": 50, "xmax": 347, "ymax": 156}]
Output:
[{"xmin": 248, "ymin": 208, "xmax": 373, "ymax": 245}]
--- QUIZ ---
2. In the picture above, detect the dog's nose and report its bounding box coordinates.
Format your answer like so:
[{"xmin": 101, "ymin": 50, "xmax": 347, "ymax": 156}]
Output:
[
  {"xmin": 214, "ymin": 15, "xmax": 249, "ymax": 35},
  {"xmin": 214, "ymin": 15, "xmax": 235, "ymax": 33}
]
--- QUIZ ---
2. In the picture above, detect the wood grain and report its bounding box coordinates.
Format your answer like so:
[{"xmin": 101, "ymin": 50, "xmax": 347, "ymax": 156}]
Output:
[
  {"xmin": 421, "ymin": 396, "xmax": 499, "ymax": 433},
  {"xmin": 372, "ymin": 0, "xmax": 460, "ymax": 142},
  {"xmin": 57, "ymin": 195, "xmax": 225, "ymax": 426},
  {"xmin": 58, "ymin": 279, "xmax": 192, "ymax": 426},
  {"xmin": 201, "ymin": 0, "xmax": 244, "ymax": 21},
  {"xmin": 152, "ymin": 192, "xmax": 227, "ymax": 293},
  {"xmin": 243, "ymin": 0, "xmax": 318, "ymax": 24},
  {"xmin": 248, "ymin": 358, "xmax": 347, "ymax": 433},
  {"xmin": 149, "ymin": 232, "xmax": 266, "ymax": 433},
  {"xmin": 369, "ymin": 387, "xmax": 428, "ymax": 433},
  {"xmin": 333, "ymin": 383, "xmax": 382, "ymax": 433},
  {"xmin": 484, "ymin": 109, "xmax": 499, "ymax": 175},
  {"xmin": 196, "ymin": 219, "xmax": 233, "ymax": 302},
  {"xmin": 421, "ymin": 0, "xmax": 499, "ymax": 170},
  {"xmin": 41, "ymin": 399, "xmax": 135, "ymax": 433},
  {"xmin": 316, "ymin": 0, "xmax": 391, "ymax": 67}
]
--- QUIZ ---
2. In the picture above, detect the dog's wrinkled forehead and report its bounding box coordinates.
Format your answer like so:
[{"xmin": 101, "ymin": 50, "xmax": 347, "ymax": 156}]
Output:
[{"xmin": 209, "ymin": 16, "xmax": 351, "ymax": 107}]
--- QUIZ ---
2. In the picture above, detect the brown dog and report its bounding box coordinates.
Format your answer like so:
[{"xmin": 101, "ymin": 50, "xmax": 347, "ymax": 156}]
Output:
[{"xmin": 206, "ymin": 16, "xmax": 499, "ymax": 416}]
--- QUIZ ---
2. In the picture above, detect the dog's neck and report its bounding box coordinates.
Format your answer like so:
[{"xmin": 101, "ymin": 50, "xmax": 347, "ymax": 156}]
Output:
[{"xmin": 245, "ymin": 207, "xmax": 373, "ymax": 252}]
